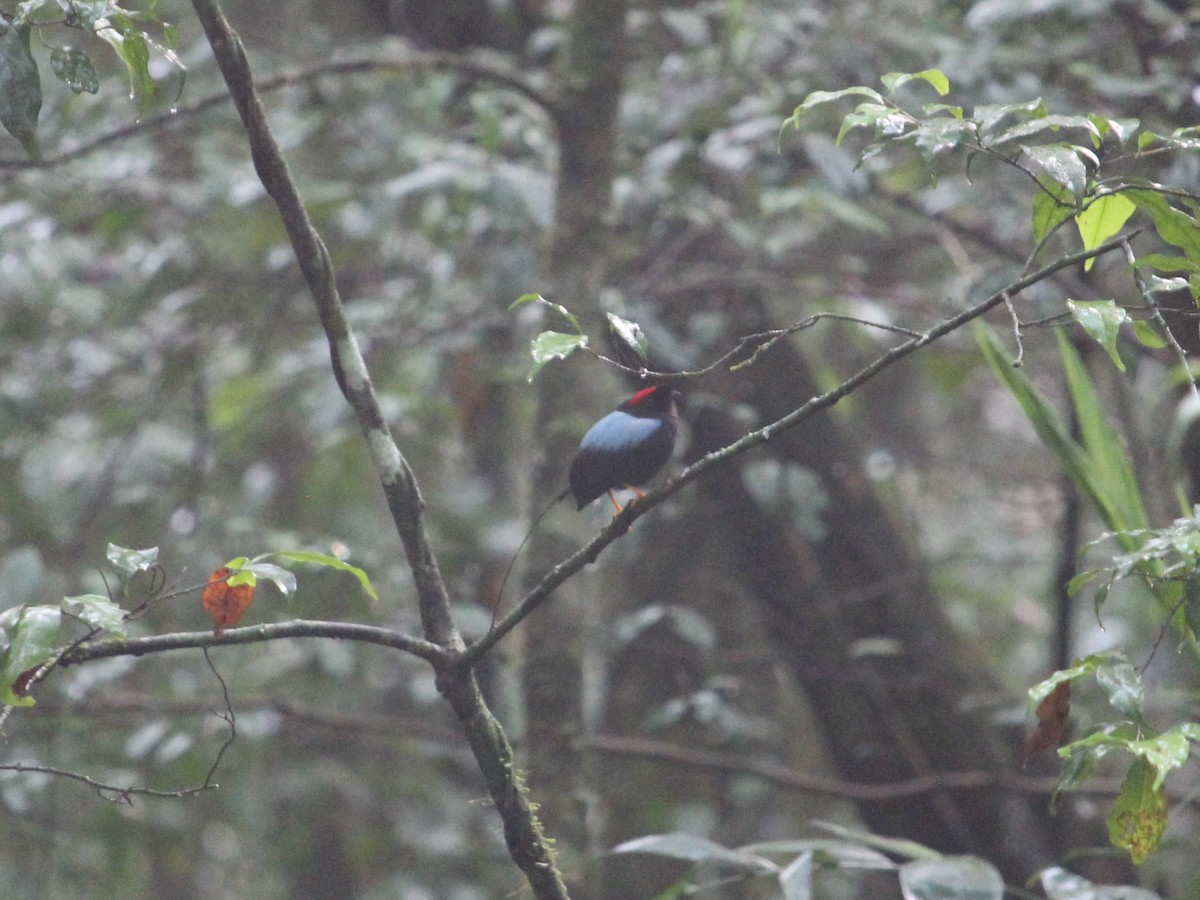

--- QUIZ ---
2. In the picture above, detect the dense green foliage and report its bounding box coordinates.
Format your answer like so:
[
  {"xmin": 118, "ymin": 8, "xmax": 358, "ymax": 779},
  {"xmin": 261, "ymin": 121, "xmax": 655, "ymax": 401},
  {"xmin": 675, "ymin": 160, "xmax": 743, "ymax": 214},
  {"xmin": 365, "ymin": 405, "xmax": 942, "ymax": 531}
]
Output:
[{"xmin": 2, "ymin": 0, "xmax": 1200, "ymax": 897}]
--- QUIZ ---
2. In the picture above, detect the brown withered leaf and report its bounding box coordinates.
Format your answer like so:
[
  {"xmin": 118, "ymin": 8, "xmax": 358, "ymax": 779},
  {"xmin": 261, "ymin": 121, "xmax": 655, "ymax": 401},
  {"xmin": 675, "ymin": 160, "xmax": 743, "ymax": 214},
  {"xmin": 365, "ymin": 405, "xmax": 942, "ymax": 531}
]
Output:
[
  {"xmin": 1024, "ymin": 679, "xmax": 1071, "ymax": 762},
  {"xmin": 202, "ymin": 566, "xmax": 255, "ymax": 638},
  {"xmin": 11, "ymin": 665, "xmax": 40, "ymax": 697}
]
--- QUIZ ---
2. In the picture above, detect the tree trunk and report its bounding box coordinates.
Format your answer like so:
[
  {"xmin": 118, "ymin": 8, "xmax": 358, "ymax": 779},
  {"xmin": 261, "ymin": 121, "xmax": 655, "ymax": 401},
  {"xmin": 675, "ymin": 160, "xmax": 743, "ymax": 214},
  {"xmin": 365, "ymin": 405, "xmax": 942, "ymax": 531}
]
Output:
[
  {"xmin": 521, "ymin": 2, "xmax": 630, "ymax": 894},
  {"xmin": 677, "ymin": 293, "xmax": 1058, "ymax": 882}
]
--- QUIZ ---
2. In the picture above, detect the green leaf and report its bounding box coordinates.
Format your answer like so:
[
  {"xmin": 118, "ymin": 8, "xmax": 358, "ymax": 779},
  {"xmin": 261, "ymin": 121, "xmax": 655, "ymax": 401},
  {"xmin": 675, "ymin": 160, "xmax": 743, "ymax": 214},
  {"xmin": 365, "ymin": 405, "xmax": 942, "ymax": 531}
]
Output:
[
  {"xmin": 225, "ymin": 569, "xmax": 257, "ymax": 589},
  {"xmin": 106, "ymin": 544, "xmax": 159, "ymax": 580},
  {"xmin": 607, "ymin": 312, "xmax": 648, "ymax": 365},
  {"xmin": 0, "ymin": 22, "xmax": 42, "ymax": 160},
  {"xmin": 50, "ymin": 47, "xmax": 100, "ymax": 94},
  {"xmin": 1087, "ymin": 115, "xmax": 1140, "ymax": 147},
  {"xmin": 1059, "ymin": 725, "xmax": 1192, "ymax": 796},
  {"xmin": 647, "ymin": 878, "xmax": 690, "ymax": 900},
  {"xmin": 1051, "ymin": 748, "xmax": 1094, "ymax": 810},
  {"xmin": 14, "ymin": 0, "xmax": 64, "ymax": 24},
  {"xmin": 1059, "ymin": 722, "xmax": 1140, "ymax": 760},
  {"xmin": 778, "ymin": 852, "xmax": 813, "ymax": 900},
  {"xmin": 1020, "ymin": 145, "xmax": 1088, "ymax": 201},
  {"xmin": 614, "ymin": 605, "xmax": 717, "ymax": 651},
  {"xmin": 1138, "ymin": 129, "xmax": 1200, "ymax": 153},
  {"xmin": 882, "ymin": 69, "xmax": 950, "ymax": 96},
  {"xmin": 975, "ymin": 97, "xmax": 1046, "ymax": 134},
  {"xmin": 1039, "ymin": 865, "xmax": 1162, "ymax": 899},
  {"xmin": 527, "ymin": 331, "xmax": 588, "ymax": 381},
  {"xmin": 836, "ymin": 103, "xmax": 907, "ymax": 145},
  {"xmin": 509, "ymin": 293, "xmax": 583, "ymax": 334},
  {"xmin": 0, "ymin": 605, "xmax": 61, "ymax": 706},
  {"xmin": 993, "ymin": 115, "xmax": 1101, "ymax": 146},
  {"xmin": 1031, "ymin": 181, "xmax": 1077, "ymax": 247},
  {"xmin": 1065, "ymin": 567, "xmax": 1106, "ymax": 595},
  {"xmin": 1108, "ymin": 758, "xmax": 1167, "ymax": 864},
  {"xmin": 898, "ymin": 856, "xmax": 1004, "ymax": 900},
  {"xmin": 62, "ymin": 594, "xmax": 128, "ymax": 637},
  {"xmin": 1130, "ymin": 320, "xmax": 1167, "ymax": 349},
  {"xmin": 788, "ymin": 85, "xmax": 885, "ymax": 117},
  {"xmin": 811, "ymin": 821, "xmax": 941, "ymax": 861},
  {"xmin": 1027, "ymin": 651, "xmax": 1124, "ymax": 709},
  {"xmin": 976, "ymin": 326, "xmax": 1146, "ymax": 544},
  {"xmin": 71, "ymin": 1, "xmax": 127, "ymax": 31},
  {"xmin": 1075, "ymin": 194, "xmax": 1136, "ymax": 272},
  {"xmin": 611, "ymin": 834, "xmax": 776, "ymax": 874},
  {"xmin": 922, "ymin": 102, "xmax": 963, "ymax": 119},
  {"xmin": 94, "ymin": 17, "xmax": 154, "ymax": 106},
  {"xmin": 1124, "ymin": 190, "xmax": 1200, "ymax": 265},
  {"xmin": 1056, "ymin": 329, "xmax": 1149, "ymax": 535},
  {"xmin": 1133, "ymin": 254, "xmax": 1200, "ymax": 274},
  {"xmin": 223, "ymin": 555, "xmax": 290, "ymax": 592},
  {"xmin": 1066, "ymin": 300, "xmax": 1127, "ymax": 371},
  {"xmin": 272, "ymin": 550, "xmax": 378, "ymax": 601},
  {"xmin": 1128, "ymin": 731, "xmax": 1190, "ymax": 789},
  {"xmin": 909, "ymin": 118, "xmax": 976, "ymax": 163},
  {"xmin": 744, "ymin": 839, "xmax": 894, "ymax": 871},
  {"xmin": 1094, "ymin": 661, "xmax": 1144, "ymax": 721},
  {"xmin": 1143, "ymin": 274, "xmax": 1189, "ymax": 295}
]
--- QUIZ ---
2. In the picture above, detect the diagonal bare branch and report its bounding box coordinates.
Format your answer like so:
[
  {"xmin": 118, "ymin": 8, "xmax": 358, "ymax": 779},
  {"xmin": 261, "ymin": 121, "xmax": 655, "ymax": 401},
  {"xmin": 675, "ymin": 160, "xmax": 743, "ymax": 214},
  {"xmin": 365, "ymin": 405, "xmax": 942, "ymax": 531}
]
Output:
[{"xmin": 461, "ymin": 229, "xmax": 1141, "ymax": 666}]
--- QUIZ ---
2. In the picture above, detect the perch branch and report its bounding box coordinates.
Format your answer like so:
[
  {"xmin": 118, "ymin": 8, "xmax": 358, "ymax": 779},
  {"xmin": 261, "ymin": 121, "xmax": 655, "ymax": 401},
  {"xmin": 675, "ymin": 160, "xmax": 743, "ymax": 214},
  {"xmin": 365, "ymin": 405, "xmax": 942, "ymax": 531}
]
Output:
[{"xmin": 461, "ymin": 229, "xmax": 1140, "ymax": 665}]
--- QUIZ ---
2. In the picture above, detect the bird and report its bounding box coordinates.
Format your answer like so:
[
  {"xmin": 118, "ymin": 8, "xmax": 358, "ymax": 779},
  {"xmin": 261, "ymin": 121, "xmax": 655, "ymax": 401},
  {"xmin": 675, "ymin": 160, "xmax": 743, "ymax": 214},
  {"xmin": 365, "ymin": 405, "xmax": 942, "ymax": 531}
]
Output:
[
  {"xmin": 568, "ymin": 384, "xmax": 681, "ymax": 512},
  {"xmin": 488, "ymin": 384, "xmax": 681, "ymax": 629}
]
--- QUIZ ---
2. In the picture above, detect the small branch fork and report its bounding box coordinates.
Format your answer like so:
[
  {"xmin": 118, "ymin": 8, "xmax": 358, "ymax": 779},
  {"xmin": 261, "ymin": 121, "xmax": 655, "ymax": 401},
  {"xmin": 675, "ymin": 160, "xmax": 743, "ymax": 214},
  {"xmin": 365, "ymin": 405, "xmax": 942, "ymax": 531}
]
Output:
[
  {"xmin": 1121, "ymin": 236, "xmax": 1200, "ymax": 403},
  {"xmin": 584, "ymin": 313, "xmax": 924, "ymax": 382},
  {"xmin": 186, "ymin": 2, "xmax": 565, "ymax": 896},
  {"xmin": 1, "ymin": 647, "xmax": 237, "ymax": 804}
]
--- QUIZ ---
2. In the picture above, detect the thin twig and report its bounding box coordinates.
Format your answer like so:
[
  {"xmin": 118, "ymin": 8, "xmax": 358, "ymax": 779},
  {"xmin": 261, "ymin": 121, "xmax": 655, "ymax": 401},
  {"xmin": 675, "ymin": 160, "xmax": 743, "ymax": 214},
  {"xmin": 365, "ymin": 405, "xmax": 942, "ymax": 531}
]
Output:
[
  {"xmin": 585, "ymin": 313, "xmax": 928, "ymax": 383},
  {"xmin": 0, "ymin": 51, "xmax": 555, "ymax": 172},
  {"xmin": 1122, "ymin": 236, "xmax": 1200, "ymax": 403},
  {"xmin": 1001, "ymin": 291, "xmax": 1024, "ymax": 367},
  {"xmin": 200, "ymin": 648, "xmax": 237, "ymax": 788},
  {"xmin": 1138, "ymin": 588, "xmax": 1191, "ymax": 675},
  {"xmin": 2, "ymin": 657, "xmax": 238, "ymax": 803},
  {"xmin": 0, "ymin": 762, "xmax": 219, "ymax": 803}
]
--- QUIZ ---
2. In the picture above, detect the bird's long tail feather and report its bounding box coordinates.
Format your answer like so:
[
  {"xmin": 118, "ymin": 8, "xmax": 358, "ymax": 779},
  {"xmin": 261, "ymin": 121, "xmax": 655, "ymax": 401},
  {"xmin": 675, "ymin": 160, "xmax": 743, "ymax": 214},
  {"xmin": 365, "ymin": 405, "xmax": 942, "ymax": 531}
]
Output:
[{"xmin": 489, "ymin": 487, "xmax": 571, "ymax": 630}]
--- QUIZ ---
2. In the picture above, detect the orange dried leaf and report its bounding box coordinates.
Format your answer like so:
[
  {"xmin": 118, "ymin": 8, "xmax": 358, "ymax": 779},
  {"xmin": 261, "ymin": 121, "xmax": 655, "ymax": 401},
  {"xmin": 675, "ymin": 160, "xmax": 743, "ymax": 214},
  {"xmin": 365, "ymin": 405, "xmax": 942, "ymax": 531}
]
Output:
[
  {"xmin": 1025, "ymin": 679, "xmax": 1071, "ymax": 762},
  {"xmin": 202, "ymin": 566, "xmax": 255, "ymax": 638}
]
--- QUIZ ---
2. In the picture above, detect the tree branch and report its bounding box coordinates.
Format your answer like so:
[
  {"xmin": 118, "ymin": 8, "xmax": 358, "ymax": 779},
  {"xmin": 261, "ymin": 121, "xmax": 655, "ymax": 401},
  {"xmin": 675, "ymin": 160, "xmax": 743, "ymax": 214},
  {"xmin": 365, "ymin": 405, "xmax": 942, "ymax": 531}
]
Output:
[
  {"xmin": 461, "ymin": 229, "xmax": 1140, "ymax": 666},
  {"xmin": 57, "ymin": 619, "xmax": 448, "ymax": 666},
  {"xmin": 0, "ymin": 761, "xmax": 218, "ymax": 802},
  {"xmin": 3, "ymin": 647, "xmax": 239, "ymax": 803},
  {"xmin": 186, "ymin": 3, "xmax": 567, "ymax": 895},
  {"xmin": 582, "ymin": 733, "xmax": 1162, "ymax": 803},
  {"xmin": 0, "ymin": 50, "xmax": 554, "ymax": 172}
]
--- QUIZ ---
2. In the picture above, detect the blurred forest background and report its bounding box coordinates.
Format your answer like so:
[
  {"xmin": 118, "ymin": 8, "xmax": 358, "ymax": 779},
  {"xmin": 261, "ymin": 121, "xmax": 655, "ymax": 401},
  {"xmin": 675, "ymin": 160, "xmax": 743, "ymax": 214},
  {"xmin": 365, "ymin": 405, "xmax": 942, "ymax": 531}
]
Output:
[{"xmin": 2, "ymin": 0, "xmax": 1200, "ymax": 897}]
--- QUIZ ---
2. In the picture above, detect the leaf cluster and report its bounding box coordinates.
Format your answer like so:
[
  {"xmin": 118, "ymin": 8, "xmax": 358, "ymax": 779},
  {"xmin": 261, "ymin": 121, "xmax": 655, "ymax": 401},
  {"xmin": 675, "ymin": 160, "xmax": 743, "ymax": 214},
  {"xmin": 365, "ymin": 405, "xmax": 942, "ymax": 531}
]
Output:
[
  {"xmin": 613, "ymin": 825, "xmax": 1157, "ymax": 899},
  {"xmin": 0, "ymin": 0, "xmax": 184, "ymax": 158},
  {"xmin": 0, "ymin": 542, "xmax": 374, "ymax": 707}
]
